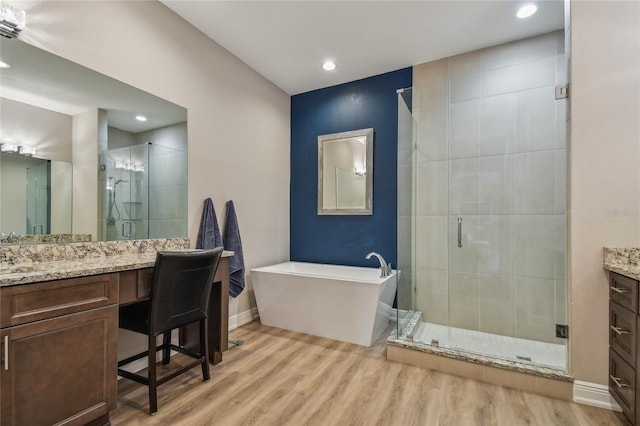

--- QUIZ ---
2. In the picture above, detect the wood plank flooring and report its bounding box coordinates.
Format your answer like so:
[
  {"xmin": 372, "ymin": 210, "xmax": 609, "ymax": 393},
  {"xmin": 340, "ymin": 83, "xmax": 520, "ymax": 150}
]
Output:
[{"xmin": 111, "ymin": 321, "xmax": 624, "ymax": 425}]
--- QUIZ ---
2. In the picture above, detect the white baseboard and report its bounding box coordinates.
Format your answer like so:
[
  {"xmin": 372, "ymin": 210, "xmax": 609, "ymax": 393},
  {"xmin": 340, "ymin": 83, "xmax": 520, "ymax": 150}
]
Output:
[
  {"xmin": 573, "ymin": 380, "xmax": 621, "ymax": 412},
  {"xmin": 229, "ymin": 307, "xmax": 259, "ymax": 331}
]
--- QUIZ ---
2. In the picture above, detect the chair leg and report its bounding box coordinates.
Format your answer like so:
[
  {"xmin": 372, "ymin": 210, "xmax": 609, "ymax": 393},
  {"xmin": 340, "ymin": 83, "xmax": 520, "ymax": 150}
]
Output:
[
  {"xmin": 162, "ymin": 331, "xmax": 171, "ymax": 365},
  {"xmin": 200, "ymin": 319, "xmax": 210, "ymax": 381},
  {"xmin": 148, "ymin": 335, "xmax": 158, "ymax": 414}
]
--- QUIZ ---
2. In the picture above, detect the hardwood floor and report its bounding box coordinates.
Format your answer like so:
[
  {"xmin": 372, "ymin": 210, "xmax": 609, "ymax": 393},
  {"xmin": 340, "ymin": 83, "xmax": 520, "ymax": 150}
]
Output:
[{"xmin": 111, "ymin": 321, "xmax": 624, "ymax": 425}]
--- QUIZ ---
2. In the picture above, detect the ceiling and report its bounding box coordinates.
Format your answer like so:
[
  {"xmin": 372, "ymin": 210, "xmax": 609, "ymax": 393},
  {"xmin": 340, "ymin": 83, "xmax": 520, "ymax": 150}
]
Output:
[{"xmin": 161, "ymin": 0, "xmax": 565, "ymax": 95}]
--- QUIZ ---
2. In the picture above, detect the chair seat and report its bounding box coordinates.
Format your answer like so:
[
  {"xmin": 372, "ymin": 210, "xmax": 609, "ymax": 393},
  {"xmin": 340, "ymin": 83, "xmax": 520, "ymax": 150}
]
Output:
[{"xmin": 119, "ymin": 301, "xmax": 151, "ymax": 335}]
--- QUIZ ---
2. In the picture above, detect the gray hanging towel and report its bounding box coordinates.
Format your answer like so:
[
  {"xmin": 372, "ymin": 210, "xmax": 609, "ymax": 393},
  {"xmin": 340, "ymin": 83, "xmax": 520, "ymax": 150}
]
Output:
[
  {"xmin": 223, "ymin": 200, "xmax": 245, "ymax": 298},
  {"xmin": 196, "ymin": 198, "xmax": 222, "ymax": 249}
]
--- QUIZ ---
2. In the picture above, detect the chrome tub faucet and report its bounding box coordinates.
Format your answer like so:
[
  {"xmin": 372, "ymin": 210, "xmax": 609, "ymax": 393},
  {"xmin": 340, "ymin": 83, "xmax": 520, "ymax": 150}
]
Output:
[{"xmin": 366, "ymin": 251, "xmax": 392, "ymax": 278}]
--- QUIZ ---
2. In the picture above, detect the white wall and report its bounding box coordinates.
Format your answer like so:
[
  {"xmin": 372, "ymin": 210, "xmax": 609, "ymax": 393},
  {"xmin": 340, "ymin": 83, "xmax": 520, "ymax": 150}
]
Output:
[
  {"xmin": 15, "ymin": 0, "xmax": 290, "ymax": 318},
  {"xmin": 72, "ymin": 108, "xmax": 100, "ymax": 241},
  {"xmin": 570, "ymin": 1, "xmax": 640, "ymax": 385}
]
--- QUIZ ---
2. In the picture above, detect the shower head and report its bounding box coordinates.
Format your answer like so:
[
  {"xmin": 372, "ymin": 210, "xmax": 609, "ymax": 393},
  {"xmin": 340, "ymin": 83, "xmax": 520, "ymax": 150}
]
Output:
[{"xmin": 114, "ymin": 179, "xmax": 128, "ymax": 186}]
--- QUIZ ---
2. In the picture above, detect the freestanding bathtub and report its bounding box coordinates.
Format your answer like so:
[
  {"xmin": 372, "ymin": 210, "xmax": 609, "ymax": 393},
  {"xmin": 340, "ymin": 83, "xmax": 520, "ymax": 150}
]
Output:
[{"xmin": 250, "ymin": 261, "xmax": 397, "ymax": 346}]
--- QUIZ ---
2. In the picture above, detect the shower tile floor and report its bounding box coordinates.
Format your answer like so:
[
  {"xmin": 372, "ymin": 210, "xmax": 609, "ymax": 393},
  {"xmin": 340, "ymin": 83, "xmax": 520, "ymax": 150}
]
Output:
[{"xmin": 413, "ymin": 322, "xmax": 566, "ymax": 370}]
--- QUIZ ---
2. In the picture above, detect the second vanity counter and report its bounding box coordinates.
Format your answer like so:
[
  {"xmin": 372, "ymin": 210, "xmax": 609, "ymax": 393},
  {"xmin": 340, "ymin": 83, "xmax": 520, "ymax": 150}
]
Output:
[{"xmin": 604, "ymin": 247, "xmax": 640, "ymax": 280}]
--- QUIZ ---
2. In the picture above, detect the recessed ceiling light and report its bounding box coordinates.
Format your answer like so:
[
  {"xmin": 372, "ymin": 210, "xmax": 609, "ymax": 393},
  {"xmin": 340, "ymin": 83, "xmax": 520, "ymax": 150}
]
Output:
[
  {"xmin": 322, "ymin": 61, "xmax": 336, "ymax": 71},
  {"xmin": 135, "ymin": 115, "xmax": 147, "ymax": 122},
  {"xmin": 517, "ymin": 4, "xmax": 538, "ymax": 19},
  {"xmin": 0, "ymin": 60, "xmax": 9, "ymax": 69}
]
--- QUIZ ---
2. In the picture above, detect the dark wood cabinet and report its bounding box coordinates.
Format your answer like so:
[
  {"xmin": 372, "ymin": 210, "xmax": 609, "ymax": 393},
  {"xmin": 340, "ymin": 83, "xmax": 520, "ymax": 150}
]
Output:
[
  {"xmin": 609, "ymin": 271, "xmax": 640, "ymax": 424},
  {"xmin": 0, "ymin": 274, "xmax": 119, "ymax": 426}
]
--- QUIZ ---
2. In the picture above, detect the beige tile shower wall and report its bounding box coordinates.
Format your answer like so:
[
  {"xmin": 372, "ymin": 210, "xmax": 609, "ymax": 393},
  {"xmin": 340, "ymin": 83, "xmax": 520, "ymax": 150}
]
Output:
[
  {"xmin": 413, "ymin": 31, "xmax": 567, "ymax": 343},
  {"xmin": 570, "ymin": 1, "xmax": 640, "ymax": 385},
  {"xmin": 17, "ymin": 1, "xmax": 290, "ymax": 320}
]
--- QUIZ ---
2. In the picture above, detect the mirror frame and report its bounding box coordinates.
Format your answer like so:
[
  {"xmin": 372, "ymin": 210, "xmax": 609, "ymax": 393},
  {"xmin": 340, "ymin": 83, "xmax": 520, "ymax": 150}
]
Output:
[{"xmin": 317, "ymin": 128, "xmax": 373, "ymax": 216}]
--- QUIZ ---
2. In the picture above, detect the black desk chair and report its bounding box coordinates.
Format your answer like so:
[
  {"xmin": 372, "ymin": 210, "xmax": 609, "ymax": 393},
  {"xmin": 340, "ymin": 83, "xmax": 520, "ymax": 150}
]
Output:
[{"xmin": 117, "ymin": 248, "xmax": 224, "ymax": 414}]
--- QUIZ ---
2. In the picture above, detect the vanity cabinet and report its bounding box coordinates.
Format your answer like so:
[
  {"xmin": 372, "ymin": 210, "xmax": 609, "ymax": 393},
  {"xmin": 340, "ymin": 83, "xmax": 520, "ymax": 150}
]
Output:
[
  {"xmin": 609, "ymin": 271, "xmax": 640, "ymax": 424},
  {"xmin": 0, "ymin": 274, "xmax": 119, "ymax": 426}
]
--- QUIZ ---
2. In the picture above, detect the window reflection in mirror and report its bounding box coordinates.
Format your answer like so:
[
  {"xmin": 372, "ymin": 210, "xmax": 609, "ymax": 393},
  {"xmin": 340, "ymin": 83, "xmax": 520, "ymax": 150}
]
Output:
[{"xmin": 318, "ymin": 128, "xmax": 373, "ymax": 215}]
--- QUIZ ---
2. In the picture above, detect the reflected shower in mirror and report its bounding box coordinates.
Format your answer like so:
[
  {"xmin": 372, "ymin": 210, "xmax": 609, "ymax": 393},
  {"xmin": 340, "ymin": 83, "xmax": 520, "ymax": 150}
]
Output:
[
  {"xmin": 318, "ymin": 128, "xmax": 373, "ymax": 215},
  {"xmin": 0, "ymin": 153, "xmax": 72, "ymax": 237}
]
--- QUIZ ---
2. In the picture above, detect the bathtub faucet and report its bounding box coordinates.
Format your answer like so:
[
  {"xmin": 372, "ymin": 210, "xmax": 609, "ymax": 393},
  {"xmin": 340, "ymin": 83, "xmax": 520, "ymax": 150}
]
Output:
[{"xmin": 365, "ymin": 252, "xmax": 392, "ymax": 278}]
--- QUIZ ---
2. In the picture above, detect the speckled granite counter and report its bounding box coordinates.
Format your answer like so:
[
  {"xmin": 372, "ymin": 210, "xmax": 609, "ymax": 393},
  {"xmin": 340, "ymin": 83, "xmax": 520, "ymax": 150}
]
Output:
[
  {"xmin": 0, "ymin": 238, "xmax": 233, "ymax": 287},
  {"xmin": 604, "ymin": 247, "xmax": 640, "ymax": 280}
]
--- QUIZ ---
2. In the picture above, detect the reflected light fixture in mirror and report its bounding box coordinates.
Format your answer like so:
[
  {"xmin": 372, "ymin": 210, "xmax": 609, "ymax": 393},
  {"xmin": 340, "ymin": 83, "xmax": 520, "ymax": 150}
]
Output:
[
  {"xmin": 0, "ymin": 143, "xmax": 18, "ymax": 153},
  {"xmin": 18, "ymin": 146, "xmax": 35, "ymax": 156}
]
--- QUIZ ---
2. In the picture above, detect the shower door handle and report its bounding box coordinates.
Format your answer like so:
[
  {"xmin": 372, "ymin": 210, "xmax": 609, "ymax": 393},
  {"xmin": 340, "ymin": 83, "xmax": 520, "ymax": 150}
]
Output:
[
  {"xmin": 457, "ymin": 217, "xmax": 462, "ymax": 248},
  {"xmin": 122, "ymin": 221, "xmax": 132, "ymax": 239}
]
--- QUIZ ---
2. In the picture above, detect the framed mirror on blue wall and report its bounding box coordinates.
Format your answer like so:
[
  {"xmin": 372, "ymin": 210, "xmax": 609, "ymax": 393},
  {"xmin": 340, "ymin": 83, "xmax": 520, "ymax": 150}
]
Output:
[{"xmin": 317, "ymin": 128, "xmax": 373, "ymax": 215}]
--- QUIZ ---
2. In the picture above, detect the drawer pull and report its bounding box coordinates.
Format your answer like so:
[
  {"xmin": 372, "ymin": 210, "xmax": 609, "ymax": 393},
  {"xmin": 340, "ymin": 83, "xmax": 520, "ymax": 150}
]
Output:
[
  {"xmin": 3, "ymin": 336, "xmax": 7, "ymax": 371},
  {"xmin": 611, "ymin": 325, "xmax": 632, "ymax": 335},
  {"xmin": 611, "ymin": 286, "xmax": 632, "ymax": 294},
  {"xmin": 611, "ymin": 375, "xmax": 631, "ymax": 388}
]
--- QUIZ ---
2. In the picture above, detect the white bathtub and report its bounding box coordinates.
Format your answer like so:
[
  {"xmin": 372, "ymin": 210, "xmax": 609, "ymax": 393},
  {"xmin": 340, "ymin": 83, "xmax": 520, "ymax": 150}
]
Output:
[{"xmin": 250, "ymin": 261, "xmax": 397, "ymax": 346}]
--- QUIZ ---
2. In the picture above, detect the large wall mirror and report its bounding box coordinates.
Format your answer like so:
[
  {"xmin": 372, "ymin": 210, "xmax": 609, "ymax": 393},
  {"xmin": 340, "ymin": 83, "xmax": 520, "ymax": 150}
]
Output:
[
  {"xmin": 0, "ymin": 38, "xmax": 188, "ymax": 244},
  {"xmin": 318, "ymin": 128, "xmax": 373, "ymax": 215}
]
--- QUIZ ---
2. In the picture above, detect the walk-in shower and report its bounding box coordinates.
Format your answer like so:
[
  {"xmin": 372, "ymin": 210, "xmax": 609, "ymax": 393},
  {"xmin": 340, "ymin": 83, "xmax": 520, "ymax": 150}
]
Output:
[{"xmin": 396, "ymin": 31, "xmax": 568, "ymax": 371}]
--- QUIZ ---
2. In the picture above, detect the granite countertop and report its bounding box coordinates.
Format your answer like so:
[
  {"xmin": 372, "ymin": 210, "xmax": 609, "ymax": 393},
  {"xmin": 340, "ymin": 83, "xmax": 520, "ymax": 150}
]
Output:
[
  {"xmin": 0, "ymin": 238, "xmax": 230, "ymax": 287},
  {"xmin": 0, "ymin": 249, "xmax": 234, "ymax": 287},
  {"xmin": 604, "ymin": 247, "xmax": 640, "ymax": 280}
]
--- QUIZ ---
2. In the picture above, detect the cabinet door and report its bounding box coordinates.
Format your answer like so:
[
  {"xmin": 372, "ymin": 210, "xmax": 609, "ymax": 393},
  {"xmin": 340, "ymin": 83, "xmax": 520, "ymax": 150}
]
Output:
[{"xmin": 1, "ymin": 306, "xmax": 117, "ymax": 426}]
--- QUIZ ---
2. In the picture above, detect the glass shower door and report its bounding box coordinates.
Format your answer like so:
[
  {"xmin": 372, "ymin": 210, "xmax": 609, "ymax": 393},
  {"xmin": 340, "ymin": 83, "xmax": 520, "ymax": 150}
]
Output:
[
  {"xmin": 26, "ymin": 162, "xmax": 50, "ymax": 235},
  {"xmin": 396, "ymin": 88, "xmax": 416, "ymax": 338}
]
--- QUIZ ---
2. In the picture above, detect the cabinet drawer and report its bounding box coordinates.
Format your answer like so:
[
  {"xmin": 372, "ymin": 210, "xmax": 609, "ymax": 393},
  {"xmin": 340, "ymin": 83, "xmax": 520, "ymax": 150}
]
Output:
[
  {"xmin": 610, "ymin": 300, "xmax": 637, "ymax": 366},
  {"xmin": 119, "ymin": 268, "xmax": 153, "ymax": 305},
  {"xmin": 610, "ymin": 272, "xmax": 639, "ymax": 313},
  {"xmin": 610, "ymin": 348, "xmax": 636, "ymax": 421},
  {"xmin": 0, "ymin": 274, "xmax": 119, "ymax": 328}
]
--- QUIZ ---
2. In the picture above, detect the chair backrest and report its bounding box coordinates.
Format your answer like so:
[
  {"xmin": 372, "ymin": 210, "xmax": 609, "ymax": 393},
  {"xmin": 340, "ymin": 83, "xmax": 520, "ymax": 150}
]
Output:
[{"xmin": 149, "ymin": 247, "xmax": 224, "ymax": 336}]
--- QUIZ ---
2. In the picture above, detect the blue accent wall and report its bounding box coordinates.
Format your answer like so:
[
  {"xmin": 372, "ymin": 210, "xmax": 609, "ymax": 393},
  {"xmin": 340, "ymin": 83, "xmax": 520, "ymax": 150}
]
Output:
[{"xmin": 290, "ymin": 68, "xmax": 412, "ymax": 268}]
